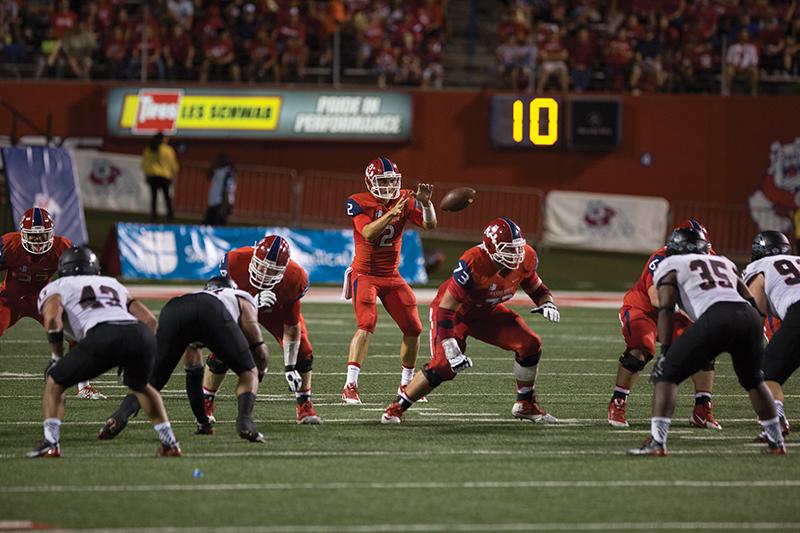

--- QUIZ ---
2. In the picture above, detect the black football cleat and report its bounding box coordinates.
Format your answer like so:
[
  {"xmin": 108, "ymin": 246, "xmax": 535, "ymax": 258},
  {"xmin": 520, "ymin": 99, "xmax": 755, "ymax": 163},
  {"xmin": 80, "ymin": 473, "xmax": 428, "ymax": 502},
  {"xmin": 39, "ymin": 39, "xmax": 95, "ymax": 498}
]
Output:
[
  {"xmin": 195, "ymin": 421, "xmax": 215, "ymax": 435},
  {"xmin": 26, "ymin": 440, "xmax": 61, "ymax": 459},
  {"xmin": 97, "ymin": 415, "xmax": 128, "ymax": 440}
]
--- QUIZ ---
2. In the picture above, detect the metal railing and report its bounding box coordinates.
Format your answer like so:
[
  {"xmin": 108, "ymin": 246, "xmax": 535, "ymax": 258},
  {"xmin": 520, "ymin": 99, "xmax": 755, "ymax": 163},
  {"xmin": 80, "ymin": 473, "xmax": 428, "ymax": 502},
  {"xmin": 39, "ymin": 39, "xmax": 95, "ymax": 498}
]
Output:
[{"xmin": 173, "ymin": 162, "xmax": 545, "ymax": 242}]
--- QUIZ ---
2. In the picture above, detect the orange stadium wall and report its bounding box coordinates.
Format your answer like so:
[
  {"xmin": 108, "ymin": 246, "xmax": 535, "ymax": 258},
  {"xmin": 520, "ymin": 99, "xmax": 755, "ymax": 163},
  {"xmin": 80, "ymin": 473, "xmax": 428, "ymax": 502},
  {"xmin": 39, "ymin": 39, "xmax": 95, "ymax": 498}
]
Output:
[{"xmin": 1, "ymin": 81, "xmax": 798, "ymax": 207}]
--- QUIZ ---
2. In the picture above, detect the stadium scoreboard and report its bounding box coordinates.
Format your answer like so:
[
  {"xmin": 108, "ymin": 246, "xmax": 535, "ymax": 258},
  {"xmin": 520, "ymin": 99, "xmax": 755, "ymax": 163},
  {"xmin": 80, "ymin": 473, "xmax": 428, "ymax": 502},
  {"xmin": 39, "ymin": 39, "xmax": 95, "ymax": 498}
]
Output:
[{"xmin": 490, "ymin": 96, "xmax": 621, "ymax": 151}]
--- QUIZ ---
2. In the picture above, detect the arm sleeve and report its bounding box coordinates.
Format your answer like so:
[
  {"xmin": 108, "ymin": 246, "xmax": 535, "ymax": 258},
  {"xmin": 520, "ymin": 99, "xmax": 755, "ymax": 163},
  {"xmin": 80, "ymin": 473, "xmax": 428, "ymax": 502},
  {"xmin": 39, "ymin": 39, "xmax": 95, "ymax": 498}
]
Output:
[
  {"xmin": 283, "ymin": 299, "xmax": 302, "ymax": 326},
  {"xmin": 408, "ymin": 197, "xmax": 424, "ymax": 228},
  {"xmin": 521, "ymin": 271, "xmax": 542, "ymax": 292}
]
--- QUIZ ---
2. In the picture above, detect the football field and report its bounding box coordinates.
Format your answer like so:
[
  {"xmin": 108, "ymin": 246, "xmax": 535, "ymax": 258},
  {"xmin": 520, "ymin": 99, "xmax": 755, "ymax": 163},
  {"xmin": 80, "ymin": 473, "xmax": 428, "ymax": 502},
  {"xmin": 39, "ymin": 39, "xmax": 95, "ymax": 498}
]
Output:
[{"xmin": 1, "ymin": 301, "xmax": 799, "ymax": 532}]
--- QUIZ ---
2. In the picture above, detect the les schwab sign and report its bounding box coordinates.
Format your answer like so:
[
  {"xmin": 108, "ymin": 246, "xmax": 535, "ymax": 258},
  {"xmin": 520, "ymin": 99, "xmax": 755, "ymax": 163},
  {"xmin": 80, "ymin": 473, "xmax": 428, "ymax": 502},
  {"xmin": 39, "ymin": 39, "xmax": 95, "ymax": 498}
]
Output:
[{"xmin": 107, "ymin": 87, "xmax": 412, "ymax": 141}]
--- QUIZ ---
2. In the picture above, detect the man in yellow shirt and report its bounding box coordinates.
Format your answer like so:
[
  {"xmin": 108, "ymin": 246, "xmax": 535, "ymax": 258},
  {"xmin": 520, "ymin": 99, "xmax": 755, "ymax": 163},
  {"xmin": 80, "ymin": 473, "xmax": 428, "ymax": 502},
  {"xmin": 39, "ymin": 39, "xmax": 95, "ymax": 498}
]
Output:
[{"xmin": 141, "ymin": 133, "xmax": 179, "ymax": 222}]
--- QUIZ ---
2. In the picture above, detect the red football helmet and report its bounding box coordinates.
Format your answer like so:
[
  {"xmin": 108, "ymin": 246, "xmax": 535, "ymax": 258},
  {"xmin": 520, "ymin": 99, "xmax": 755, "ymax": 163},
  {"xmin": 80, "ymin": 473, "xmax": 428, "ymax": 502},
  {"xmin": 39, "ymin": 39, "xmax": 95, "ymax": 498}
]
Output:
[
  {"xmin": 364, "ymin": 156, "xmax": 401, "ymax": 201},
  {"xmin": 249, "ymin": 235, "xmax": 290, "ymax": 290},
  {"xmin": 19, "ymin": 207, "xmax": 55, "ymax": 254},
  {"xmin": 482, "ymin": 217, "xmax": 526, "ymax": 269},
  {"xmin": 675, "ymin": 218, "xmax": 711, "ymax": 246}
]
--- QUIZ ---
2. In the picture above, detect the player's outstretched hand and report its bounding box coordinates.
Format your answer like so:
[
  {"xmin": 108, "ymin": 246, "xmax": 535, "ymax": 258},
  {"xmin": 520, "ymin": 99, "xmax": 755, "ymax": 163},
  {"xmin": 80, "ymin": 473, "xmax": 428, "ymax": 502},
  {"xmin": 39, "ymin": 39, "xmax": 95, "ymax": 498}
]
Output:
[
  {"xmin": 284, "ymin": 365, "xmax": 303, "ymax": 392},
  {"xmin": 413, "ymin": 183, "xmax": 434, "ymax": 206},
  {"xmin": 256, "ymin": 290, "xmax": 277, "ymax": 309},
  {"xmin": 531, "ymin": 302, "xmax": 560, "ymax": 323},
  {"xmin": 442, "ymin": 337, "xmax": 473, "ymax": 373}
]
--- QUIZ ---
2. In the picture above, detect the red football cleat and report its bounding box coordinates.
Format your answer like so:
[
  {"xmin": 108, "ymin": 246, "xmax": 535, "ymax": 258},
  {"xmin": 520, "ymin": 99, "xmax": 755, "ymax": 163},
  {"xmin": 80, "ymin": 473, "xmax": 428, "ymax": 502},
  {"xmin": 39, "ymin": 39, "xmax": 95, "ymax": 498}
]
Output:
[
  {"xmin": 512, "ymin": 399, "xmax": 558, "ymax": 423},
  {"xmin": 608, "ymin": 398, "xmax": 629, "ymax": 428},
  {"xmin": 26, "ymin": 440, "xmax": 61, "ymax": 459},
  {"xmin": 203, "ymin": 395, "xmax": 216, "ymax": 424},
  {"xmin": 342, "ymin": 383, "xmax": 361, "ymax": 405},
  {"xmin": 691, "ymin": 402, "xmax": 722, "ymax": 430},
  {"xmin": 381, "ymin": 401, "xmax": 405, "ymax": 424},
  {"xmin": 761, "ymin": 442, "xmax": 788, "ymax": 455},
  {"xmin": 157, "ymin": 443, "xmax": 182, "ymax": 457},
  {"xmin": 296, "ymin": 400, "xmax": 322, "ymax": 425}
]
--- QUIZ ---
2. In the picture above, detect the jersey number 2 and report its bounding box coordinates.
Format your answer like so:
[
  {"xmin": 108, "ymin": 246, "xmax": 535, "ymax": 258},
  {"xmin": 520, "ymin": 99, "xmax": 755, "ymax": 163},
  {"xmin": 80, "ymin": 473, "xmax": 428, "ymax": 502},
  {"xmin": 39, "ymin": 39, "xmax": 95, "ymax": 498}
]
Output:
[
  {"xmin": 80, "ymin": 285, "xmax": 122, "ymax": 309},
  {"xmin": 689, "ymin": 259, "xmax": 732, "ymax": 291},
  {"xmin": 379, "ymin": 225, "xmax": 396, "ymax": 247}
]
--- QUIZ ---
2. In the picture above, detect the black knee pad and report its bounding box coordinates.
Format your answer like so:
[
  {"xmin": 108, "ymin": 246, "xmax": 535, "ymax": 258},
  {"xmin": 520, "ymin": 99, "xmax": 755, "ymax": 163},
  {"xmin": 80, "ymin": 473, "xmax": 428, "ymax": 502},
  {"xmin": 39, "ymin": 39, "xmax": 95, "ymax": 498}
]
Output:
[
  {"xmin": 207, "ymin": 354, "xmax": 229, "ymax": 375},
  {"xmin": 422, "ymin": 364, "xmax": 444, "ymax": 388},
  {"xmin": 515, "ymin": 349, "xmax": 541, "ymax": 367},
  {"xmin": 701, "ymin": 359, "xmax": 715, "ymax": 372},
  {"xmin": 619, "ymin": 351, "xmax": 652, "ymax": 373},
  {"xmin": 295, "ymin": 355, "xmax": 313, "ymax": 374}
]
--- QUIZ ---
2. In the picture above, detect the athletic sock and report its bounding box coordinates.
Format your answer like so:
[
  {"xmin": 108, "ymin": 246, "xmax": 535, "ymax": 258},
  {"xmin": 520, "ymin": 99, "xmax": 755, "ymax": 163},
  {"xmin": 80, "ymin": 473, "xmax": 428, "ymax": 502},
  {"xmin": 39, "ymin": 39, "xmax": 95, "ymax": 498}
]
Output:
[
  {"xmin": 396, "ymin": 391, "xmax": 414, "ymax": 411},
  {"xmin": 202, "ymin": 387, "xmax": 217, "ymax": 399},
  {"xmin": 185, "ymin": 365, "xmax": 209, "ymax": 424},
  {"xmin": 43, "ymin": 418, "xmax": 61, "ymax": 444},
  {"xmin": 345, "ymin": 363, "xmax": 361, "ymax": 386},
  {"xmin": 154, "ymin": 421, "xmax": 178, "ymax": 448},
  {"xmin": 612, "ymin": 385, "xmax": 630, "ymax": 401},
  {"xmin": 760, "ymin": 416, "xmax": 785, "ymax": 446},
  {"xmin": 651, "ymin": 417, "xmax": 671, "ymax": 445},
  {"xmin": 694, "ymin": 391, "xmax": 712, "ymax": 406},
  {"xmin": 516, "ymin": 383, "xmax": 534, "ymax": 402},
  {"xmin": 296, "ymin": 390, "xmax": 311, "ymax": 406},
  {"xmin": 775, "ymin": 400, "xmax": 786, "ymax": 421},
  {"xmin": 401, "ymin": 365, "xmax": 414, "ymax": 386}
]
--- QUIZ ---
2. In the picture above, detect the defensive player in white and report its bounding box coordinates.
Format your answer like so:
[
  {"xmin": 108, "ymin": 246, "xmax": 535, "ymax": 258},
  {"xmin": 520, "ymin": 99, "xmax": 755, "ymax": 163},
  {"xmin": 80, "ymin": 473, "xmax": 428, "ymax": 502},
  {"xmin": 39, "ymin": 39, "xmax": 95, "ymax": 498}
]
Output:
[
  {"xmin": 29, "ymin": 246, "xmax": 181, "ymax": 458},
  {"xmin": 628, "ymin": 228, "xmax": 786, "ymax": 456},
  {"xmin": 743, "ymin": 231, "xmax": 798, "ymax": 441}
]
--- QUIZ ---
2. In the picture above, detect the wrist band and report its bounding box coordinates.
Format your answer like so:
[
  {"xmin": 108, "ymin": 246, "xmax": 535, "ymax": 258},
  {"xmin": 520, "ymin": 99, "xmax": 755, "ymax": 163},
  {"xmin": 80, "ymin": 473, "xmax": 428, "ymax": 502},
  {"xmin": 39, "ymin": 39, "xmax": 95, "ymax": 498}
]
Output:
[
  {"xmin": 422, "ymin": 203, "xmax": 436, "ymax": 223},
  {"xmin": 47, "ymin": 330, "xmax": 64, "ymax": 344}
]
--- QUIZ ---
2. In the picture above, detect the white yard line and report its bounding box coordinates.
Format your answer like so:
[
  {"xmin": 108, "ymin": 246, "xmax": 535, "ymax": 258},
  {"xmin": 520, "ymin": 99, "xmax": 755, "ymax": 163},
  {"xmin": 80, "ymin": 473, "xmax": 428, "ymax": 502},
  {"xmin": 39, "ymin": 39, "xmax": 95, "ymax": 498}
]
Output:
[{"xmin": 0, "ymin": 480, "xmax": 798, "ymax": 494}]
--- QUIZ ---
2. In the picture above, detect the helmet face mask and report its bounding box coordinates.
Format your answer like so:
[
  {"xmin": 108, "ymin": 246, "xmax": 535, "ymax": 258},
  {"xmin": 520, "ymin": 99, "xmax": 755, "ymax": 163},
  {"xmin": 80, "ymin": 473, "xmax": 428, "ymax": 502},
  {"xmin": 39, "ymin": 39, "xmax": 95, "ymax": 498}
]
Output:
[
  {"xmin": 365, "ymin": 157, "xmax": 401, "ymax": 201},
  {"xmin": 483, "ymin": 217, "xmax": 526, "ymax": 270},
  {"xmin": 249, "ymin": 235, "xmax": 290, "ymax": 290},
  {"xmin": 19, "ymin": 208, "xmax": 55, "ymax": 255},
  {"xmin": 751, "ymin": 231, "xmax": 792, "ymax": 261}
]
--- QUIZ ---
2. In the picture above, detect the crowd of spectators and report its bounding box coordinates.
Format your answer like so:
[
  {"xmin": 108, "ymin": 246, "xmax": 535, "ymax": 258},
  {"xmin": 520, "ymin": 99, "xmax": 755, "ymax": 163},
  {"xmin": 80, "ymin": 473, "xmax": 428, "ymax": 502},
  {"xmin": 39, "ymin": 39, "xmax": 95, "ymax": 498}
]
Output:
[
  {"xmin": 0, "ymin": 0, "xmax": 446, "ymax": 87},
  {"xmin": 495, "ymin": 0, "xmax": 800, "ymax": 95}
]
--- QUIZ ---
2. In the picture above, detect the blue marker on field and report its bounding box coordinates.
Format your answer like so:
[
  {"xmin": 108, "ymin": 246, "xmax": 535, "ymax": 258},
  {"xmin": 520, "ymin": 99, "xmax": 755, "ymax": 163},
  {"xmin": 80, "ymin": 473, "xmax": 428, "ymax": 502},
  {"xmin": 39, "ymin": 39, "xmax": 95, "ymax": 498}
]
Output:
[{"xmin": 192, "ymin": 468, "xmax": 204, "ymax": 478}]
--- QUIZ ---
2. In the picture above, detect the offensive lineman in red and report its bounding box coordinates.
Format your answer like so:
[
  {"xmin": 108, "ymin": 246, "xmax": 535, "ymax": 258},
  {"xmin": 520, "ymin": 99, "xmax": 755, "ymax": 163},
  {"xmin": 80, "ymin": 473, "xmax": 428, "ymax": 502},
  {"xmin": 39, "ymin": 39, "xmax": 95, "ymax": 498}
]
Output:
[
  {"xmin": 381, "ymin": 218, "xmax": 560, "ymax": 423},
  {"xmin": 1, "ymin": 207, "xmax": 104, "ymax": 400},
  {"xmin": 341, "ymin": 157, "xmax": 437, "ymax": 404},
  {"xmin": 607, "ymin": 218, "xmax": 720, "ymax": 429},
  {"xmin": 202, "ymin": 235, "xmax": 321, "ymax": 424}
]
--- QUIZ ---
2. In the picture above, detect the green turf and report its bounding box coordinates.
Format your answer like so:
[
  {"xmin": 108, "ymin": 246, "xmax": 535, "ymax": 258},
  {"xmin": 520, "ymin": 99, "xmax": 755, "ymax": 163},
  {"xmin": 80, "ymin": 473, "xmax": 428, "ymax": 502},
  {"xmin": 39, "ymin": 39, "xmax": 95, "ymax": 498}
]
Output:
[{"xmin": 1, "ymin": 302, "xmax": 799, "ymax": 532}]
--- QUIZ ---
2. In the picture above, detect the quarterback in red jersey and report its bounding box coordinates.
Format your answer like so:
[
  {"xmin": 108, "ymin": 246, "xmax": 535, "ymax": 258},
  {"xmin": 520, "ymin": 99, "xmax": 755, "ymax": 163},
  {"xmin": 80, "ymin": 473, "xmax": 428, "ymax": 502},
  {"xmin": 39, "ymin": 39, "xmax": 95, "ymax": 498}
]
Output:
[
  {"xmin": 341, "ymin": 157, "xmax": 437, "ymax": 404},
  {"xmin": 381, "ymin": 217, "xmax": 560, "ymax": 423},
  {"xmin": 0, "ymin": 207, "xmax": 104, "ymax": 400},
  {"xmin": 607, "ymin": 218, "xmax": 720, "ymax": 429},
  {"xmin": 202, "ymin": 235, "xmax": 320, "ymax": 425}
]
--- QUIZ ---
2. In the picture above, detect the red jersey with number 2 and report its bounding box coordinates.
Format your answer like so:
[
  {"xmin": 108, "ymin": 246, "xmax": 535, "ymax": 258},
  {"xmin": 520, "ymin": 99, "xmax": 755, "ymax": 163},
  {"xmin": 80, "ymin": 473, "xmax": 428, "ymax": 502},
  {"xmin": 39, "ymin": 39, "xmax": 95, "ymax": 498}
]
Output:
[
  {"xmin": 0, "ymin": 233, "xmax": 72, "ymax": 294},
  {"xmin": 346, "ymin": 189, "xmax": 424, "ymax": 277}
]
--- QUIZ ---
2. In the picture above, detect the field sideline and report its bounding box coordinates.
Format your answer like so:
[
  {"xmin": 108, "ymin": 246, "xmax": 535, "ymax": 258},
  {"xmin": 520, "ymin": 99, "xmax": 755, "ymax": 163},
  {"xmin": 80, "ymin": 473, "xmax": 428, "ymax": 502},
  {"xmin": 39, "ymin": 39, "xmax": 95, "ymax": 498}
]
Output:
[{"xmin": 1, "ymin": 301, "xmax": 798, "ymax": 532}]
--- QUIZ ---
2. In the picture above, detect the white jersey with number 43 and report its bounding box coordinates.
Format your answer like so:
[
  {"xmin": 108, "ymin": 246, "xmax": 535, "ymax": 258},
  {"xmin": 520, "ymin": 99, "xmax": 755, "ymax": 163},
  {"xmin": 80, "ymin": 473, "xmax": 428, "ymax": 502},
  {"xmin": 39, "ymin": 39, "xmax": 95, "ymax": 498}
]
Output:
[
  {"xmin": 37, "ymin": 275, "xmax": 136, "ymax": 342},
  {"xmin": 653, "ymin": 254, "xmax": 745, "ymax": 321},
  {"xmin": 742, "ymin": 255, "xmax": 800, "ymax": 320}
]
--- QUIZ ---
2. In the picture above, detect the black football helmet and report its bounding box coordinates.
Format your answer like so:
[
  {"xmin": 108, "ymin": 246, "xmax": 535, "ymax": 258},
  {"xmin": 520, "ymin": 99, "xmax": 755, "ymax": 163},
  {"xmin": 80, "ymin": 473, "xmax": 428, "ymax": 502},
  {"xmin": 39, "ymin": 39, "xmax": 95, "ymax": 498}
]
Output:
[
  {"xmin": 665, "ymin": 228, "xmax": 710, "ymax": 256},
  {"xmin": 751, "ymin": 231, "xmax": 792, "ymax": 261},
  {"xmin": 58, "ymin": 246, "xmax": 101, "ymax": 277},
  {"xmin": 204, "ymin": 275, "xmax": 237, "ymax": 291}
]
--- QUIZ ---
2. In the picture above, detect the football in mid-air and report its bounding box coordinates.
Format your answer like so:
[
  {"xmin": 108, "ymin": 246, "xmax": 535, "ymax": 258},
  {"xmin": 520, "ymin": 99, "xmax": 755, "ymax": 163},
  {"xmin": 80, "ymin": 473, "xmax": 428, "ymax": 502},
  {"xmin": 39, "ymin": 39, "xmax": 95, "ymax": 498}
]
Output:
[{"xmin": 440, "ymin": 187, "xmax": 476, "ymax": 212}]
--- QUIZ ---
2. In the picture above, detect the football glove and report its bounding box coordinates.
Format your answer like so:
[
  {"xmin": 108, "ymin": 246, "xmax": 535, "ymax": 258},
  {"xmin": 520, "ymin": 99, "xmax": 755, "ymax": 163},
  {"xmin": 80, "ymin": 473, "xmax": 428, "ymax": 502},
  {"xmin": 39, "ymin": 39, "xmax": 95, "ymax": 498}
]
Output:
[
  {"xmin": 531, "ymin": 302, "xmax": 560, "ymax": 323},
  {"xmin": 256, "ymin": 290, "xmax": 277, "ymax": 309},
  {"xmin": 284, "ymin": 365, "xmax": 303, "ymax": 393},
  {"xmin": 442, "ymin": 337, "xmax": 472, "ymax": 373}
]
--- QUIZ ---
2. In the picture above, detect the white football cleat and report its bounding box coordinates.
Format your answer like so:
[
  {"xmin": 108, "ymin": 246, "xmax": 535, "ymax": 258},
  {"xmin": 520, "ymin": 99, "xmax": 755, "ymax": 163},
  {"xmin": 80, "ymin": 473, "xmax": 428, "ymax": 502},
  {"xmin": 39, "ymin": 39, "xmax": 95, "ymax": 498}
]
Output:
[
  {"xmin": 341, "ymin": 383, "xmax": 362, "ymax": 405},
  {"xmin": 76, "ymin": 385, "xmax": 107, "ymax": 400},
  {"xmin": 511, "ymin": 400, "xmax": 558, "ymax": 423}
]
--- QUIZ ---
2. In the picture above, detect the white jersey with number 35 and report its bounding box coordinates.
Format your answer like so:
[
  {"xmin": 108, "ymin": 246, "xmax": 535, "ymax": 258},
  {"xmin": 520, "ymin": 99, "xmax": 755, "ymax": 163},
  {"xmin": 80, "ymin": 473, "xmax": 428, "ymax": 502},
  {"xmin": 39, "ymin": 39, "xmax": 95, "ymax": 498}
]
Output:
[
  {"xmin": 742, "ymin": 255, "xmax": 800, "ymax": 320},
  {"xmin": 37, "ymin": 275, "xmax": 136, "ymax": 342},
  {"xmin": 653, "ymin": 254, "xmax": 745, "ymax": 321}
]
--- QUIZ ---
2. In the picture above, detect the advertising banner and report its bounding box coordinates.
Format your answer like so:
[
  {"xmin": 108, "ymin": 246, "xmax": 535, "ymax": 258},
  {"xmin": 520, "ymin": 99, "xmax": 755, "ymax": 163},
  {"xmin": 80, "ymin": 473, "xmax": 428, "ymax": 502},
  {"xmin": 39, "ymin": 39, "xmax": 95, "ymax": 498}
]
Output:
[
  {"xmin": 116, "ymin": 223, "xmax": 427, "ymax": 284},
  {"xmin": 72, "ymin": 150, "xmax": 150, "ymax": 213},
  {"xmin": 1, "ymin": 146, "xmax": 88, "ymax": 245},
  {"xmin": 107, "ymin": 87, "xmax": 412, "ymax": 141},
  {"xmin": 543, "ymin": 190, "xmax": 669, "ymax": 253}
]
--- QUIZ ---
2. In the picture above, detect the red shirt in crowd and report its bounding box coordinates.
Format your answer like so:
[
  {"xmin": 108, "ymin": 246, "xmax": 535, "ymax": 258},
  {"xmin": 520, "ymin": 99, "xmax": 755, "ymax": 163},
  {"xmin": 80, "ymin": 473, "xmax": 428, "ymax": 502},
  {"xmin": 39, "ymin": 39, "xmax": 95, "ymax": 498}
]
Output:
[
  {"xmin": 50, "ymin": 8, "xmax": 77, "ymax": 39},
  {"xmin": 606, "ymin": 36, "xmax": 635, "ymax": 66},
  {"xmin": 204, "ymin": 35, "xmax": 234, "ymax": 60},
  {"xmin": 165, "ymin": 32, "xmax": 194, "ymax": 62}
]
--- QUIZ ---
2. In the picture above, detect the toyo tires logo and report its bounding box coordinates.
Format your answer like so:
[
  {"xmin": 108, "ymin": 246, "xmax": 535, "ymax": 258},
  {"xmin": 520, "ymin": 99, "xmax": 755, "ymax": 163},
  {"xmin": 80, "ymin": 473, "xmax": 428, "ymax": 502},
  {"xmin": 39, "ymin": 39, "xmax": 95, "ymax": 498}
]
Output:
[{"xmin": 132, "ymin": 89, "xmax": 182, "ymax": 134}]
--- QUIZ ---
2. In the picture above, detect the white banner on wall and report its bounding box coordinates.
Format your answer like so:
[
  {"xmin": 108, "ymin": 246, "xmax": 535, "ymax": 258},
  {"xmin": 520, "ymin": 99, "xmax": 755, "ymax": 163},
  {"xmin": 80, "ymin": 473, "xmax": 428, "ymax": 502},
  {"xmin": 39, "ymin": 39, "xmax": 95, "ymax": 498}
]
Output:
[
  {"xmin": 72, "ymin": 150, "xmax": 150, "ymax": 213},
  {"xmin": 543, "ymin": 190, "xmax": 670, "ymax": 254}
]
